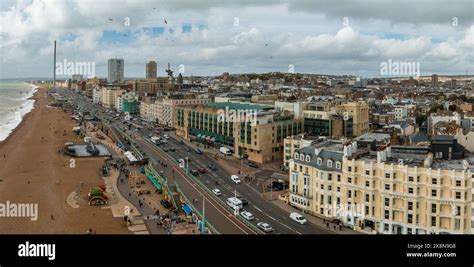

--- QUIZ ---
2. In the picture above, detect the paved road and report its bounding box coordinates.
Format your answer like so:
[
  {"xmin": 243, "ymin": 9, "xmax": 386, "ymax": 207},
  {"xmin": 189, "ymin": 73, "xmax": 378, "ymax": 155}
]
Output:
[{"xmin": 139, "ymin": 130, "xmax": 332, "ymax": 235}]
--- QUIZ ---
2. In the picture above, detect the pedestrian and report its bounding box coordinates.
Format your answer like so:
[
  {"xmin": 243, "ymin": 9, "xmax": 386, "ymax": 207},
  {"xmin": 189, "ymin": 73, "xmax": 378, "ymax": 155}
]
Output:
[
  {"xmin": 326, "ymin": 222, "xmax": 329, "ymax": 228},
  {"xmin": 333, "ymin": 225, "xmax": 336, "ymax": 231}
]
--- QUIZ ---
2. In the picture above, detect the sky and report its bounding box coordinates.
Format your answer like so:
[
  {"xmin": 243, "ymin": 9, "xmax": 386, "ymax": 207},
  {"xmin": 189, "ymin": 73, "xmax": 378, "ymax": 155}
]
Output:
[{"xmin": 0, "ymin": 0, "xmax": 473, "ymax": 79}]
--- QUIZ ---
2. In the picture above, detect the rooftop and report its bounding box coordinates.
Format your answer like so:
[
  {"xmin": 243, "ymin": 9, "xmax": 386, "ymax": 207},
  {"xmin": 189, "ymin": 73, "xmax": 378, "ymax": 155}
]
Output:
[{"xmin": 207, "ymin": 102, "xmax": 273, "ymax": 111}]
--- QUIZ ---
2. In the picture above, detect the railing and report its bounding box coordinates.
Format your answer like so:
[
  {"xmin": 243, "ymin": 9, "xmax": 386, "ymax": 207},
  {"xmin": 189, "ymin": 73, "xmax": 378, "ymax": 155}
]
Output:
[
  {"xmin": 143, "ymin": 137, "xmax": 264, "ymax": 234},
  {"xmin": 144, "ymin": 163, "xmax": 177, "ymax": 209},
  {"xmin": 174, "ymin": 182, "xmax": 220, "ymax": 234}
]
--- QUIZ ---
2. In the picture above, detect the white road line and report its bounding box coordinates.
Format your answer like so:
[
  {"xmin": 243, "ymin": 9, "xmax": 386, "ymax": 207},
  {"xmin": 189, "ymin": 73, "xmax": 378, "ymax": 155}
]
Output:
[{"xmin": 254, "ymin": 206, "xmax": 263, "ymax": 213}]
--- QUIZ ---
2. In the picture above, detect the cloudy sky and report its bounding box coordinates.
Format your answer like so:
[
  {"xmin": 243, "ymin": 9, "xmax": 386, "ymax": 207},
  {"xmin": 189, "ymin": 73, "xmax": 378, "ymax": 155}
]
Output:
[{"xmin": 0, "ymin": 0, "xmax": 473, "ymax": 79}]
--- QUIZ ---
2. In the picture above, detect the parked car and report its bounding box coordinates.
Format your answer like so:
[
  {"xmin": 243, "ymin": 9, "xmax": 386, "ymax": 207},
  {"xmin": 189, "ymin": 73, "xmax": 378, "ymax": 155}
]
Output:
[
  {"xmin": 179, "ymin": 140, "xmax": 185, "ymax": 145},
  {"xmin": 248, "ymin": 161, "xmax": 259, "ymax": 168},
  {"xmin": 169, "ymin": 147, "xmax": 176, "ymax": 152},
  {"xmin": 190, "ymin": 169, "xmax": 199, "ymax": 176},
  {"xmin": 162, "ymin": 147, "xmax": 169, "ymax": 152},
  {"xmin": 198, "ymin": 168, "xmax": 207, "ymax": 174},
  {"xmin": 208, "ymin": 164, "xmax": 217, "ymax": 171},
  {"xmin": 257, "ymin": 222, "xmax": 273, "ymax": 233},
  {"xmin": 160, "ymin": 199, "xmax": 171, "ymax": 209},
  {"xmin": 237, "ymin": 196, "xmax": 248, "ymax": 206},
  {"xmin": 194, "ymin": 148, "xmax": 202, "ymax": 154},
  {"xmin": 212, "ymin": 188, "xmax": 222, "ymax": 196},
  {"xmin": 185, "ymin": 147, "xmax": 191, "ymax": 152},
  {"xmin": 240, "ymin": 210, "xmax": 254, "ymax": 221},
  {"xmin": 289, "ymin": 212, "xmax": 307, "ymax": 225}
]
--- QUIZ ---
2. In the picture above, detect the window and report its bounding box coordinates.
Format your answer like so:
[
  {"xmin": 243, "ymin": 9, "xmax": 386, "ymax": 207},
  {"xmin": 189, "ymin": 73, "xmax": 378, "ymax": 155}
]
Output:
[
  {"xmin": 408, "ymin": 202, "xmax": 413, "ymax": 210},
  {"xmin": 384, "ymin": 198, "xmax": 389, "ymax": 207},
  {"xmin": 408, "ymin": 176, "xmax": 414, "ymax": 182},
  {"xmin": 456, "ymin": 180, "xmax": 461, "ymax": 187},
  {"xmin": 317, "ymin": 158, "xmax": 322, "ymax": 165},
  {"xmin": 328, "ymin": 173, "xmax": 332, "ymax": 181},
  {"xmin": 431, "ymin": 190, "xmax": 437, "ymax": 197},
  {"xmin": 347, "ymin": 190, "xmax": 352, "ymax": 198},
  {"xmin": 365, "ymin": 170, "xmax": 370, "ymax": 175},
  {"xmin": 299, "ymin": 154, "xmax": 305, "ymax": 161},
  {"xmin": 306, "ymin": 155, "xmax": 311, "ymax": 162},
  {"xmin": 455, "ymin": 192, "xmax": 461, "ymax": 199},
  {"xmin": 365, "ymin": 181, "xmax": 370, "ymax": 187},
  {"xmin": 408, "ymin": 187, "xmax": 413, "ymax": 194},
  {"xmin": 337, "ymin": 175, "xmax": 341, "ymax": 182},
  {"xmin": 335, "ymin": 161, "xmax": 341, "ymax": 169},
  {"xmin": 385, "ymin": 173, "xmax": 390, "ymax": 179},
  {"xmin": 431, "ymin": 216, "xmax": 436, "ymax": 227},
  {"xmin": 384, "ymin": 210, "xmax": 389, "ymax": 219},
  {"xmin": 385, "ymin": 184, "xmax": 390, "ymax": 190},
  {"xmin": 431, "ymin": 204, "xmax": 436, "ymax": 213},
  {"xmin": 348, "ymin": 166, "xmax": 352, "ymax": 172},
  {"xmin": 365, "ymin": 194, "xmax": 370, "ymax": 202},
  {"xmin": 407, "ymin": 214, "xmax": 413, "ymax": 224},
  {"xmin": 337, "ymin": 187, "xmax": 340, "ymax": 192},
  {"xmin": 294, "ymin": 152, "xmax": 299, "ymax": 159},
  {"xmin": 432, "ymin": 178, "xmax": 437, "ymax": 185},
  {"xmin": 328, "ymin": 185, "xmax": 332, "ymax": 191},
  {"xmin": 348, "ymin": 177, "xmax": 352, "ymax": 184},
  {"xmin": 327, "ymin": 160, "xmax": 333, "ymax": 167},
  {"xmin": 320, "ymin": 184, "xmax": 324, "ymax": 190}
]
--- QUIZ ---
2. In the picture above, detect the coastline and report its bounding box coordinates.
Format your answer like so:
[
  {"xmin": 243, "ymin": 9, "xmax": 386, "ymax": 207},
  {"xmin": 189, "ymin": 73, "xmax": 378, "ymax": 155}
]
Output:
[
  {"xmin": 0, "ymin": 87, "xmax": 130, "ymax": 234},
  {"xmin": 0, "ymin": 86, "xmax": 40, "ymax": 148}
]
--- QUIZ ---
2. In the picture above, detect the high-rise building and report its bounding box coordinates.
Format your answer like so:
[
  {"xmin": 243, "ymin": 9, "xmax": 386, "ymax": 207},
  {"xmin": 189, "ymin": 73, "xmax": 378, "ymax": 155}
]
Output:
[
  {"xmin": 431, "ymin": 74, "xmax": 438, "ymax": 87},
  {"xmin": 108, "ymin": 58, "xmax": 124, "ymax": 83},
  {"xmin": 146, "ymin": 61, "xmax": 157, "ymax": 80}
]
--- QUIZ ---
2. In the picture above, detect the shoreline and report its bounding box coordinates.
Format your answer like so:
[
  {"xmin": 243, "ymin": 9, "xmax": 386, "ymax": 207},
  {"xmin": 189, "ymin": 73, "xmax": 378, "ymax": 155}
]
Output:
[{"xmin": 0, "ymin": 86, "xmax": 41, "ymax": 148}]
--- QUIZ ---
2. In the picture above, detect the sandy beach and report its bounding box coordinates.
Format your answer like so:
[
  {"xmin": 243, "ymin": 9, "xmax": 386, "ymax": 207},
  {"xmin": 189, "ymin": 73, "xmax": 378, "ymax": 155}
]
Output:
[{"xmin": 0, "ymin": 88, "xmax": 129, "ymax": 234}]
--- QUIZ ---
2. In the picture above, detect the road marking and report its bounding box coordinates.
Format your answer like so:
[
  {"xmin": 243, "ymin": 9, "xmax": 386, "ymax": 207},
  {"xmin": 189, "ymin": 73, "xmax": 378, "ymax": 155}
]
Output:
[{"xmin": 254, "ymin": 206, "xmax": 263, "ymax": 213}]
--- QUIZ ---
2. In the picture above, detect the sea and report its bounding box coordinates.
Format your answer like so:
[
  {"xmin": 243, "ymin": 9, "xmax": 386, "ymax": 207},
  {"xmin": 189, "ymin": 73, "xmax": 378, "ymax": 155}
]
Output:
[{"xmin": 0, "ymin": 82, "xmax": 38, "ymax": 142}]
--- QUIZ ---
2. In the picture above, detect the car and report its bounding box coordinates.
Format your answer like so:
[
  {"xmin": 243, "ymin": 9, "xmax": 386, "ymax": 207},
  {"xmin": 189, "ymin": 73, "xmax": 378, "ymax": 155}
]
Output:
[
  {"xmin": 240, "ymin": 210, "xmax": 254, "ymax": 221},
  {"xmin": 179, "ymin": 140, "xmax": 185, "ymax": 145},
  {"xmin": 289, "ymin": 212, "xmax": 307, "ymax": 225},
  {"xmin": 237, "ymin": 196, "xmax": 248, "ymax": 206},
  {"xmin": 198, "ymin": 168, "xmax": 207, "ymax": 174},
  {"xmin": 230, "ymin": 175, "xmax": 241, "ymax": 184},
  {"xmin": 257, "ymin": 222, "xmax": 273, "ymax": 233},
  {"xmin": 248, "ymin": 161, "xmax": 259, "ymax": 168},
  {"xmin": 169, "ymin": 147, "xmax": 176, "ymax": 152},
  {"xmin": 162, "ymin": 147, "xmax": 169, "ymax": 152},
  {"xmin": 190, "ymin": 169, "xmax": 199, "ymax": 176},
  {"xmin": 194, "ymin": 148, "xmax": 202, "ymax": 154},
  {"xmin": 212, "ymin": 188, "xmax": 222, "ymax": 196},
  {"xmin": 185, "ymin": 147, "xmax": 191, "ymax": 152},
  {"xmin": 208, "ymin": 164, "xmax": 217, "ymax": 171},
  {"xmin": 163, "ymin": 134, "xmax": 169, "ymax": 139},
  {"xmin": 160, "ymin": 199, "xmax": 171, "ymax": 209}
]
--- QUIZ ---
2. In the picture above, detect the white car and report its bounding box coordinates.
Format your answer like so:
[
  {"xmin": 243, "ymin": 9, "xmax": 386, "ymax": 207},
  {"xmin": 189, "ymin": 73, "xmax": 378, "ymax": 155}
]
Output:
[
  {"xmin": 163, "ymin": 134, "xmax": 169, "ymax": 139},
  {"xmin": 289, "ymin": 212, "xmax": 307, "ymax": 225},
  {"xmin": 230, "ymin": 175, "xmax": 241, "ymax": 184},
  {"xmin": 212, "ymin": 188, "xmax": 222, "ymax": 196},
  {"xmin": 240, "ymin": 210, "xmax": 254, "ymax": 221},
  {"xmin": 257, "ymin": 222, "xmax": 273, "ymax": 233}
]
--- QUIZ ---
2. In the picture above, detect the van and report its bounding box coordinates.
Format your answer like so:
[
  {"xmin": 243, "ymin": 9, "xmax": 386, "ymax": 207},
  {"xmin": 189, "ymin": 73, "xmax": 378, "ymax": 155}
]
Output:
[
  {"xmin": 219, "ymin": 147, "xmax": 232, "ymax": 156},
  {"xmin": 226, "ymin": 197, "xmax": 243, "ymax": 210},
  {"xmin": 289, "ymin": 212, "xmax": 307, "ymax": 225},
  {"xmin": 248, "ymin": 161, "xmax": 259, "ymax": 168}
]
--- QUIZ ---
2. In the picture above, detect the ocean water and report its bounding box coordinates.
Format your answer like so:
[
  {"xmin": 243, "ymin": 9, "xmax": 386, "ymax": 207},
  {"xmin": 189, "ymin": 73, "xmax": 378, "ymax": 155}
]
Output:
[{"xmin": 0, "ymin": 82, "xmax": 38, "ymax": 142}]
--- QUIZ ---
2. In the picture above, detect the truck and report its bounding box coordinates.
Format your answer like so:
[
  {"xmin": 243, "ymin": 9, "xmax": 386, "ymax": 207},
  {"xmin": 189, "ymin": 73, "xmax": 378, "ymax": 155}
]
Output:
[
  {"xmin": 219, "ymin": 147, "xmax": 232, "ymax": 156},
  {"xmin": 226, "ymin": 197, "xmax": 243, "ymax": 210}
]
